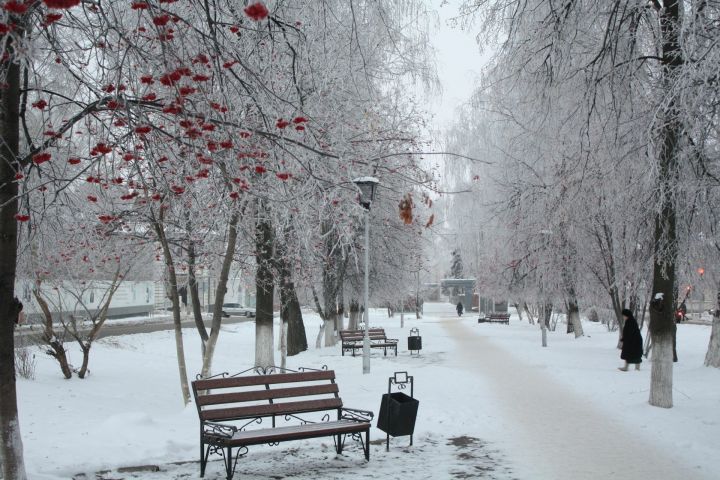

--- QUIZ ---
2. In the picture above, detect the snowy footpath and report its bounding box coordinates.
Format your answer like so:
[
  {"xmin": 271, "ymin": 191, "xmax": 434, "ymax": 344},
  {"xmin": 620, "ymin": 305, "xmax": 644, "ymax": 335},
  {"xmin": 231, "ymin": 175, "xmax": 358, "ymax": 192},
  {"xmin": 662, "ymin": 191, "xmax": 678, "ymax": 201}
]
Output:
[{"xmin": 17, "ymin": 303, "xmax": 720, "ymax": 479}]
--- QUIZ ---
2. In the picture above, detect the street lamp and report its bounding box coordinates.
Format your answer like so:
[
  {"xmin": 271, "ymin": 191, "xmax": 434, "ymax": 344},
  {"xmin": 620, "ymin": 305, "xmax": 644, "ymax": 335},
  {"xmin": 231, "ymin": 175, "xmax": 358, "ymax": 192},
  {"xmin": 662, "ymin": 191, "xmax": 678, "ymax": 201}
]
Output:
[{"xmin": 353, "ymin": 176, "xmax": 379, "ymax": 374}]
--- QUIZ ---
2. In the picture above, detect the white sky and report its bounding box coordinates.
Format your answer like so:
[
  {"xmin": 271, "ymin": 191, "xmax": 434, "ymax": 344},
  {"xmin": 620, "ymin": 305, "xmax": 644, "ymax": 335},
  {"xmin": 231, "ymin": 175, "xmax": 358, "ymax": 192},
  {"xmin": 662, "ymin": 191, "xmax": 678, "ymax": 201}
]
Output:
[{"xmin": 425, "ymin": 0, "xmax": 490, "ymax": 131}]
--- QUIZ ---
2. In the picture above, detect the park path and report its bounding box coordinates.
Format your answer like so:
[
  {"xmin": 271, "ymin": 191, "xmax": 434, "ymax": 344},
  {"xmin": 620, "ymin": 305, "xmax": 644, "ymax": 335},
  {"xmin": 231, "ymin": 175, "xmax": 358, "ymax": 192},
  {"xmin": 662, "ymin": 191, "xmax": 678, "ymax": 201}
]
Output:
[{"xmin": 438, "ymin": 312, "xmax": 711, "ymax": 480}]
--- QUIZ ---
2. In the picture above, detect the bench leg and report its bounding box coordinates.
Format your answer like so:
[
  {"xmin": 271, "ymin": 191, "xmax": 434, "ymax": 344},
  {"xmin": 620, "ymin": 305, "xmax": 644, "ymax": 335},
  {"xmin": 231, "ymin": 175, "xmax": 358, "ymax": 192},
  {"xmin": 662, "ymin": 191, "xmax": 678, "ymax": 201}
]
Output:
[
  {"xmin": 365, "ymin": 430, "xmax": 370, "ymax": 461},
  {"xmin": 225, "ymin": 447, "xmax": 233, "ymax": 480},
  {"xmin": 335, "ymin": 433, "xmax": 343, "ymax": 454},
  {"xmin": 200, "ymin": 441, "xmax": 209, "ymax": 477}
]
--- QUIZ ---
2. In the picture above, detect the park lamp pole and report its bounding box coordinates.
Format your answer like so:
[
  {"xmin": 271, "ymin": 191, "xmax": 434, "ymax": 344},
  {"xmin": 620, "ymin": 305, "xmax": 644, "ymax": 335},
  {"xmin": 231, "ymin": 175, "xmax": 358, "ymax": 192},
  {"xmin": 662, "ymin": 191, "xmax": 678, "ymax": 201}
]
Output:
[{"xmin": 354, "ymin": 177, "xmax": 379, "ymax": 375}]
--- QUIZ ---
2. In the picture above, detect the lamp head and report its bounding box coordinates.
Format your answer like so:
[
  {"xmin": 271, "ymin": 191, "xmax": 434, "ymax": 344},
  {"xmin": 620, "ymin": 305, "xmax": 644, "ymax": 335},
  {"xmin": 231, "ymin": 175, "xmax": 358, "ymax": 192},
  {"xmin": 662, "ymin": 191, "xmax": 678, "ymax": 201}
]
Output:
[{"xmin": 353, "ymin": 177, "xmax": 379, "ymax": 210}]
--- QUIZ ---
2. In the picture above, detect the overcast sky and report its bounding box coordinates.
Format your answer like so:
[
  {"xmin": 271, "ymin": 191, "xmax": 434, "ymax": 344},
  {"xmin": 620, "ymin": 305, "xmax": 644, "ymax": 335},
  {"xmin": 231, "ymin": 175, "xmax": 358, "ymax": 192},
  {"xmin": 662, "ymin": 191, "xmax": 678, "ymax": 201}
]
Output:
[{"xmin": 426, "ymin": 0, "xmax": 490, "ymax": 131}]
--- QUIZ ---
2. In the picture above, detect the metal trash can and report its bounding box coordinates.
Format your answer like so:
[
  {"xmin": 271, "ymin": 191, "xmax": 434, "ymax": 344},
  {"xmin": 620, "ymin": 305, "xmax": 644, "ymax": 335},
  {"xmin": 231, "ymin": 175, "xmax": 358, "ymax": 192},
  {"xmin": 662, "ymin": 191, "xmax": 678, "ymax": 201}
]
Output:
[
  {"xmin": 408, "ymin": 327, "xmax": 422, "ymax": 355},
  {"xmin": 377, "ymin": 372, "xmax": 418, "ymax": 451}
]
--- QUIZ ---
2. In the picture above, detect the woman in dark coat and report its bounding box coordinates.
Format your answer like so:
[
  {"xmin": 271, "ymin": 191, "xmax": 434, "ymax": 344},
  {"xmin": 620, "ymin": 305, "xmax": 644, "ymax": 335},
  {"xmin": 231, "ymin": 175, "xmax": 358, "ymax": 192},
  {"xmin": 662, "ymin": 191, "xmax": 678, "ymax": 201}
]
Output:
[{"xmin": 619, "ymin": 308, "xmax": 643, "ymax": 371}]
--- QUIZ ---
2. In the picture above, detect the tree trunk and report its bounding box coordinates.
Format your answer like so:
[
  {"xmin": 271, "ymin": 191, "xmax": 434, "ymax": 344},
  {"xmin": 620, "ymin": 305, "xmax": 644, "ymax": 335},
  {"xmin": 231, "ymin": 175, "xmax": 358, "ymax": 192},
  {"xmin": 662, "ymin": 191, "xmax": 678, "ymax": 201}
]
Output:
[
  {"xmin": 322, "ymin": 267, "xmax": 336, "ymax": 346},
  {"xmin": 284, "ymin": 286, "xmax": 306, "ymax": 356},
  {"xmin": 336, "ymin": 305, "xmax": 345, "ymax": 332},
  {"xmin": 704, "ymin": 291, "xmax": 720, "ymax": 367},
  {"xmin": 187, "ymin": 233, "xmax": 208, "ymax": 349},
  {"xmin": 279, "ymin": 318, "xmax": 287, "ymax": 370},
  {"xmin": 541, "ymin": 303, "xmax": 552, "ymax": 347},
  {"xmin": 278, "ymin": 247, "xmax": 307, "ymax": 357},
  {"xmin": 523, "ymin": 302, "xmax": 535, "ymax": 324},
  {"xmin": 320, "ymin": 223, "xmax": 348, "ymax": 347},
  {"xmin": 639, "ymin": 297, "xmax": 649, "ymax": 331},
  {"xmin": 514, "ymin": 303, "xmax": 523, "ymax": 322},
  {"xmin": 648, "ymin": 0, "xmax": 682, "ymax": 409},
  {"xmin": 255, "ymin": 213, "xmax": 275, "ymax": 368},
  {"xmin": 201, "ymin": 212, "xmax": 240, "ymax": 378},
  {"xmin": 75, "ymin": 271, "xmax": 122, "ymax": 379},
  {"xmin": 336, "ymin": 285, "xmax": 345, "ymax": 332},
  {"xmin": 311, "ymin": 285, "xmax": 326, "ymax": 348},
  {"xmin": 154, "ymin": 220, "xmax": 190, "ymax": 405},
  {"xmin": 567, "ymin": 297, "xmax": 584, "ymax": 338},
  {"xmin": 323, "ymin": 311, "xmax": 336, "ymax": 346},
  {"xmin": 33, "ymin": 288, "xmax": 72, "ymax": 379},
  {"xmin": 77, "ymin": 345, "xmax": 91, "ymax": 379},
  {"xmin": 0, "ymin": 24, "xmax": 28, "ymax": 479},
  {"xmin": 649, "ymin": 330, "xmax": 674, "ymax": 408},
  {"xmin": 349, "ymin": 299, "xmax": 360, "ymax": 330}
]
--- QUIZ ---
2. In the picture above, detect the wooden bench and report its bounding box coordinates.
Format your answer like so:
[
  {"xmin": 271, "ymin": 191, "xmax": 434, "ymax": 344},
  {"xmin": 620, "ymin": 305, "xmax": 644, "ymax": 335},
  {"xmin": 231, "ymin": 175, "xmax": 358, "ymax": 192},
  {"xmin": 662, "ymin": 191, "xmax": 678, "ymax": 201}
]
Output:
[
  {"xmin": 478, "ymin": 312, "xmax": 510, "ymax": 324},
  {"xmin": 192, "ymin": 368, "xmax": 373, "ymax": 479},
  {"xmin": 339, "ymin": 328, "xmax": 398, "ymax": 357}
]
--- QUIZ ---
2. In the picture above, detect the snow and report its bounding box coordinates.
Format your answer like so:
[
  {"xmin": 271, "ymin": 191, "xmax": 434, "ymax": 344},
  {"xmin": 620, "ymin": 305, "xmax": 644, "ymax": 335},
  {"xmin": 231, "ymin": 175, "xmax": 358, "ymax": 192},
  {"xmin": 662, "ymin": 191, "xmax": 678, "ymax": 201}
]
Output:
[
  {"xmin": 352, "ymin": 177, "xmax": 380, "ymax": 184},
  {"xmin": 16, "ymin": 303, "xmax": 720, "ymax": 479}
]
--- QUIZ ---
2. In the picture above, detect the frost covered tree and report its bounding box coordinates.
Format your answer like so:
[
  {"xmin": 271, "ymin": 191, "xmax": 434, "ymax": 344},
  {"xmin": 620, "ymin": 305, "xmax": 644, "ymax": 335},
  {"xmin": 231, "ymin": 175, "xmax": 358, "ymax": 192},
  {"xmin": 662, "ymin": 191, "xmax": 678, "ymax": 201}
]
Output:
[
  {"xmin": 455, "ymin": 0, "xmax": 720, "ymax": 407},
  {"xmin": 0, "ymin": 1, "xmax": 438, "ymax": 475}
]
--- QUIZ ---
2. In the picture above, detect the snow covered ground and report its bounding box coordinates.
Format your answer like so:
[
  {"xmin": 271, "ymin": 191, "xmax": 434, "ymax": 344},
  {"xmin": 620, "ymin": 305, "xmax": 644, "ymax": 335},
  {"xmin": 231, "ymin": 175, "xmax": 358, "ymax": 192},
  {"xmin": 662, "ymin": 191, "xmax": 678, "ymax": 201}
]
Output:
[{"xmin": 16, "ymin": 303, "xmax": 720, "ymax": 479}]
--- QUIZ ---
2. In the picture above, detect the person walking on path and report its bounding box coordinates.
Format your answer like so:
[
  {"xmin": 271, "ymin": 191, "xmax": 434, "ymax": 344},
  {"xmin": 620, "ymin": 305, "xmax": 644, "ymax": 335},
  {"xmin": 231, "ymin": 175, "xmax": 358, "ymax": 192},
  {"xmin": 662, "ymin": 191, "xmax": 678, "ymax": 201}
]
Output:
[
  {"xmin": 456, "ymin": 301, "xmax": 464, "ymax": 317},
  {"xmin": 619, "ymin": 308, "xmax": 643, "ymax": 371}
]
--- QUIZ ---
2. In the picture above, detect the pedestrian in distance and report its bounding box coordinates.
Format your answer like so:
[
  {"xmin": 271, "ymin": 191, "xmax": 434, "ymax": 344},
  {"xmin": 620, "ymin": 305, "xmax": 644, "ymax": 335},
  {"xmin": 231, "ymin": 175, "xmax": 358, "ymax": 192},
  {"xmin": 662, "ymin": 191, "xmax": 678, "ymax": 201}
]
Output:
[
  {"xmin": 618, "ymin": 308, "xmax": 643, "ymax": 371},
  {"xmin": 456, "ymin": 301, "xmax": 464, "ymax": 317}
]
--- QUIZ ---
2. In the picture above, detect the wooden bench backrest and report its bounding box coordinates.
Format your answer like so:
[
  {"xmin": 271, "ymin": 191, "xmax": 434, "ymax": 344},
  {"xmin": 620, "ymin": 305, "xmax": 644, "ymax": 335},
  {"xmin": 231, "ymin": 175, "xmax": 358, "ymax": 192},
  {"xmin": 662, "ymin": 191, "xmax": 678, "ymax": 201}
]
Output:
[
  {"xmin": 339, "ymin": 329, "xmax": 387, "ymax": 341},
  {"xmin": 192, "ymin": 370, "xmax": 342, "ymax": 422},
  {"xmin": 487, "ymin": 313, "xmax": 510, "ymax": 318}
]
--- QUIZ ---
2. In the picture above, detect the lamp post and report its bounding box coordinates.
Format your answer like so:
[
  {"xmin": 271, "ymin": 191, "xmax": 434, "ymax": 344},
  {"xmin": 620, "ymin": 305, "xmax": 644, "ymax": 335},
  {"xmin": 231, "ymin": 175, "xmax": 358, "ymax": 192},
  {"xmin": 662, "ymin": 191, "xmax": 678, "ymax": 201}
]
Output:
[{"xmin": 354, "ymin": 176, "xmax": 379, "ymax": 374}]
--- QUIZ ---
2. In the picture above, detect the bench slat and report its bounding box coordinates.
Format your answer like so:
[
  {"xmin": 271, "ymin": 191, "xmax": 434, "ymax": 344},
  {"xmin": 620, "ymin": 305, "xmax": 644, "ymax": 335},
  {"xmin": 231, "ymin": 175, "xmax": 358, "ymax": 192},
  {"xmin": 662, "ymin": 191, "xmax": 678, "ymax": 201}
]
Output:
[
  {"xmin": 201, "ymin": 398, "xmax": 343, "ymax": 422},
  {"xmin": 197, "ymin": 383, "xmax": 339, "ymax": 407},
  {"xmin": 342, "ymin": 336, "xmax": 389, "ymax": 342},
  {"xmin": 206, "ymin": 419, "xmax": 369, "ymax": 447},
  {"xmin": 193, "ymin": 370, "xmax": 335, "ymax": 391}
]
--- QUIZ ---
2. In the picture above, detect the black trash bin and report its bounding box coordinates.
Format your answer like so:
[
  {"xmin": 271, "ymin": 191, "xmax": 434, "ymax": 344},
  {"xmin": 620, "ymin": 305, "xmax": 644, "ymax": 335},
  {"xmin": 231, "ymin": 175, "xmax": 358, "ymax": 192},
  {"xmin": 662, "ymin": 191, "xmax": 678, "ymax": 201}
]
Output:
[
  {"xmin": 408, "ymin": 327, "xmax": 422, "ymax": 354},
  {"xmin": 377, "ymin": 392, "xmax": 419, "ymax": 437}
]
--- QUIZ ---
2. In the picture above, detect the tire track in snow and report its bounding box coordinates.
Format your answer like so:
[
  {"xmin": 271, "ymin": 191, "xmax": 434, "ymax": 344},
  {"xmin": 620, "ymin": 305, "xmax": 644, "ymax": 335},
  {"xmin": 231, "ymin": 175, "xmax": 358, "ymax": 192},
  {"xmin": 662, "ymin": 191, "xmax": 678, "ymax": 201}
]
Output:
[{"xmin": 441, "ymin": 317, "xmax": 711, "ymax": 480}]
